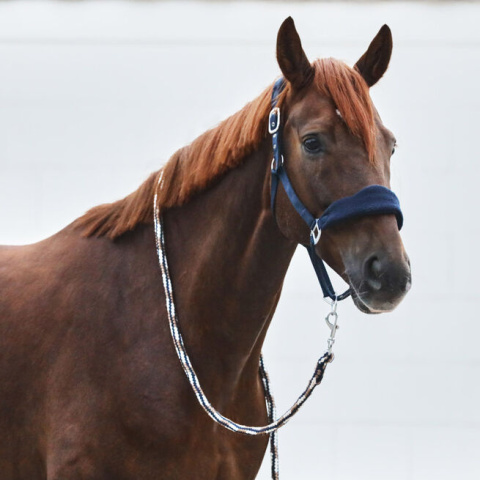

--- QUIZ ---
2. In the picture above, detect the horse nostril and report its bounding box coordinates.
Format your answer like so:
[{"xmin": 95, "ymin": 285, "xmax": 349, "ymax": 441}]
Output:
[
  {"xmin": 365, "ymin": 256, "xmax": 382, "ymax": 291},
  {"xmin": 371, "ymin": 258, "xmax": 382, "ymax": 277}
]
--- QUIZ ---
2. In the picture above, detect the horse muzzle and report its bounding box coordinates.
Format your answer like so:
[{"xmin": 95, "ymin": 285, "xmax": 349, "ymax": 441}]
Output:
[{"xmin": 348, "ymin": 251, "xmax": 412, "ymax": 314}]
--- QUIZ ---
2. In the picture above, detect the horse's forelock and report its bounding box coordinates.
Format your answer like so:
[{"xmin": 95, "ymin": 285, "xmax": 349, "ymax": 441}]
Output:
[{"xmin": 312, "ymin": 58, "xmax": 376, "ymax": 163}]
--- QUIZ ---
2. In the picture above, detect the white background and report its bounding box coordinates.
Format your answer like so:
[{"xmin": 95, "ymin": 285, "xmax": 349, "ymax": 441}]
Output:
[{"xmin": 0, "ymin": 1, "xmax": 478, "ymax": 479}]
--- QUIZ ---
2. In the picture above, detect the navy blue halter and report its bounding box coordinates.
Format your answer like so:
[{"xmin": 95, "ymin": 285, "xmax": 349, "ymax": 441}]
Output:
[{"xmin": 269, "ymin": 78, "xmax": 403, "ymax": 301}]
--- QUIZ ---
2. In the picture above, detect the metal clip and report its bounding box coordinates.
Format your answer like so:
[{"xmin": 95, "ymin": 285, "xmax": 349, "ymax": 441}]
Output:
[{"xmin": 325, "ymin": 298, "xmax": 339, "ymax": 355}]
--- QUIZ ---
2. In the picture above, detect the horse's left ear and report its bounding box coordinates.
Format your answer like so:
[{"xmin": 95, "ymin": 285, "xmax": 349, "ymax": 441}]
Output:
[
  {"xmin": 276, "ymin": 17, "xmax": 314, "ymax": 90},
  {"xmin": 355, "ymin": 25, "xmax": 393, "ymax": 87}
]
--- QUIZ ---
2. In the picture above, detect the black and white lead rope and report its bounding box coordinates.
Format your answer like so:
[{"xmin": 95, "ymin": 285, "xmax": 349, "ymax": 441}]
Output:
[{"xmin": 153, "ymin": 176, "xmax": 339, "ymax": 480}]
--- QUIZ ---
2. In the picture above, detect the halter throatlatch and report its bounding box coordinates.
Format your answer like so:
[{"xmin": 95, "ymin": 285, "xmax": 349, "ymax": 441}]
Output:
[{"xmin": 269, "ymin": 77, "xmax": 403, "ymax": 301}]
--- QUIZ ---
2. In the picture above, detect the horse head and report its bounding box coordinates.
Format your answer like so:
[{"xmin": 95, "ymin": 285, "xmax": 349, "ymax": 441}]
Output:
[{"xmin": 273, "ymin": 18, "xmax": 411, "ymax": 313}]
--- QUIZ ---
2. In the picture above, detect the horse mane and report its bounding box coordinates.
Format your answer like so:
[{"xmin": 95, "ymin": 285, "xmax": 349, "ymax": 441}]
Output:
[{"xmin": 74, "ymin": 58, "xmax": 375, "ymax": 239}]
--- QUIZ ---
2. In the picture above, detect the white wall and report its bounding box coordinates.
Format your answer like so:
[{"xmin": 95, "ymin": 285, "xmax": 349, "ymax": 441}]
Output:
[{"xmin": 0, "ymin": 1, "xmax": 478, "ymax": 479}]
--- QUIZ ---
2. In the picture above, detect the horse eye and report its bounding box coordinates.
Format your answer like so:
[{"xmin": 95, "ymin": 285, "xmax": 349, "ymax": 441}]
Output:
[
  {"xmin": 391, "ymin": 142, "xmax": 397, "ymax": 156},
  {"xmin": 303, "ymin": 136, "xmax": 324, "ymax": 155}
]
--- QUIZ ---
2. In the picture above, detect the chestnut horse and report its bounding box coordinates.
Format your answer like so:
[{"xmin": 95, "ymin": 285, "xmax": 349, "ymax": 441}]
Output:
[{"xmin": 0, "ymin": 18, "xmax": 411, "ymax": 480}]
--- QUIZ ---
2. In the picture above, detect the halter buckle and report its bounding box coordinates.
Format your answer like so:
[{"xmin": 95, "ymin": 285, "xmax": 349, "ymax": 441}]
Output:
[
  {"xmin": 271, "ymin": 155, "xmax": 284, "ymax": 173},
  {"xmin": 268, "ymin": 107, "xmax": 281, "ymax": 134},
  {"xmin": 310, "ymin": 222, "xmax": 321, "ymax": 245}
]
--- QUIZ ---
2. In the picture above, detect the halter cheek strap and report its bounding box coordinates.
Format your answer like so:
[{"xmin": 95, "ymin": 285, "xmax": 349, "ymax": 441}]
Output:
[{"xmin": 269, "ymin": 78, "xmax": 403, "ymax": 301}]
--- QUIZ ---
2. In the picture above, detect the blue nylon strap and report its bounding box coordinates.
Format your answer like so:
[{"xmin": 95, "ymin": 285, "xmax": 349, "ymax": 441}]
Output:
[
  {"xmin": 318, "ymin": 185, "xmax": 403, "ymax": 231},
  {"xmin": 269, "ymin": 77, "xmax": 403, "ymax": 301},
  {"xmin": 275, "ymin": 165, "xmax": 316, "ymax": 228},
  {"xmin": 270, "ymin": 78, "xmax": 286, "ymax": 213},
  {"xmin": 271, "ymin": 77, "xmax": 286, "ymax": 110},
  {"xmin": 306, "ymin": 244, "xmax": 336, "ymax": 299}
]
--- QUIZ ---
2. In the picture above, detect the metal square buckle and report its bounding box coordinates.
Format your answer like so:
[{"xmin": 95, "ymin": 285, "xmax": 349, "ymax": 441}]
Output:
[
  {"xmin": 310, "ymin": 222, "xmax": 321, "ymax": 245},
  {"xmin": 268, "ymin": 107, "xmax": 280, "ymax": 134}
]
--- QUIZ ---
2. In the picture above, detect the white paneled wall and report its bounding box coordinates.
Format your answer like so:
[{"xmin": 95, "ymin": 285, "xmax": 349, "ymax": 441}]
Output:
[{"xmin": 0, "ymin": 1, "xmax": 479, "ymax": 479}]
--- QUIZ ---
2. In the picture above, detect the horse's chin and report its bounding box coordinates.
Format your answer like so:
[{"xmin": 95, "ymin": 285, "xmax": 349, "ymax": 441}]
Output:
[{"xmin": 350, "ymin": 287, "xmax": 397, "ymax": 315}]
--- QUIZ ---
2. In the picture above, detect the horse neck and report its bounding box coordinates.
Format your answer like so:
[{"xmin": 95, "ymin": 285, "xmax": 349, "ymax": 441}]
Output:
[{"xmin": 162, "ymin": 140, "xmax": 297, "ymax": 393}]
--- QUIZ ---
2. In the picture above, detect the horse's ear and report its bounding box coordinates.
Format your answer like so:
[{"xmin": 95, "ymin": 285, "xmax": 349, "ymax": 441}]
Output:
[
  {"xmin": 354, "ymin": 24, "xmax": 393, "ymax": 87},
  {"xmin": 276, "ymin": 17, "xmax": 314, "ymax": 90}
]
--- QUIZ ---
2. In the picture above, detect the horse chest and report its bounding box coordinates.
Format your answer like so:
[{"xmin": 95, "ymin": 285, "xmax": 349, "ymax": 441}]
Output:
[
  {"xmin": 43, "ymin": 381, "xmax": 268, "ymax": 480},
  {"xmin": 109, "ymin": 358, "xmax": 269, "ymax": 479}
]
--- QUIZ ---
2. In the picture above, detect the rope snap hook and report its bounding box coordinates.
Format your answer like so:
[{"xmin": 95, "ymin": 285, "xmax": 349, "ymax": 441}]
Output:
[{"xmin": 324, "ymin": 297, "xmax": 339, "ymax": 356}]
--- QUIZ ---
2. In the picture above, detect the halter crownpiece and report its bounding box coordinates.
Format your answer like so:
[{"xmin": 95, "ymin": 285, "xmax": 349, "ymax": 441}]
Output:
[{"xmin": 269, "ymin": 77, "xmax": 403, "ymax": 301}]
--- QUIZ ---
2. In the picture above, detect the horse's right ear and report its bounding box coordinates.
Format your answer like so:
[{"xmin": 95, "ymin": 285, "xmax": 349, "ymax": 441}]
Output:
[{"xmin": 276, "ymin": 17, "xmax": 314, "ymax": 90}]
